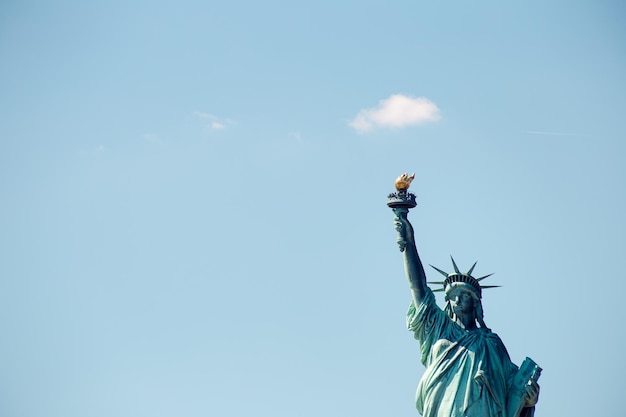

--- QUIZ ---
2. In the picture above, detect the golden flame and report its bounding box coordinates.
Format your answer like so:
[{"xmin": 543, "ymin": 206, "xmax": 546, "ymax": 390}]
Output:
[{"xmin": 394, "ymin": 173, "xmax": 415, "ymax": 190}]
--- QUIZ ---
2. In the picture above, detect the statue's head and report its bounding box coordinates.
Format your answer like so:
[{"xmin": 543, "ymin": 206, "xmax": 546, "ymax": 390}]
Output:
[
  {"xmin": 429, "ymin": 257, "xmax": 500, "ymax": 329},
  {"xmin": 446, "ymin": 283, "xmax": 479, "ymax": 316}
]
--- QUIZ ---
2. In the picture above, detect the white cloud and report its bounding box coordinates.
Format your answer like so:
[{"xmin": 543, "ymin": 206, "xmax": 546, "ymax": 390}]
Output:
[
  {"xmin": 194, "ymin": 111, "xmax": 233, "ymax": 131},
  {"xmin": 349, "ymin": 94, "xmax": 441, "ymax": 133}
]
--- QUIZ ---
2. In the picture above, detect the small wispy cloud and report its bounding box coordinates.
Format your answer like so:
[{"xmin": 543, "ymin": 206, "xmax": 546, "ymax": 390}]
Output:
[
  {"xmin": 194, "ymin": 112, "xmax": 234, "ymax": 131},
  {"xmin": 142, "ymin": 133, "xmax": 164, "ymax": 143},
  {"xmin": 194, "ymin": 111, "xmax": 216, "ymax": 120},
  {"xmin": 289, "ymin": 131, "xmax": 302, "ymax": 141},
  {"xmin": 349, "ymin": 94, "xmax": 441, "ymax": 133},
  {"xmin": 79, "ymin": 144, "xmax": 107, "ymax": 156}
]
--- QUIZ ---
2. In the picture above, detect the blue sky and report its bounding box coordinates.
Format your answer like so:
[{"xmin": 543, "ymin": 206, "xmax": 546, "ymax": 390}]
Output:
[{"xmin": 1, "ymin": 1, "xmax": 625, "ymax": 416}]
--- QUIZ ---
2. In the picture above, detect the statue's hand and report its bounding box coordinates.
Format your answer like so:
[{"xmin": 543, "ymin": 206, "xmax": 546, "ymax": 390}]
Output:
[
  {"xmin": 523, "ymin": 381, "xmax": 539, "ymax": 407},
  {"xmin": 393, "ymin": 209, "xmax": 414, "ymax": 252}
]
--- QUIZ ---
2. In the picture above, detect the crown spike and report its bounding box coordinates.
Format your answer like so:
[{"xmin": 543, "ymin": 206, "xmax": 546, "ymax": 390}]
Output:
[
  {"xmin": 476, "ymin": 273, "xmax": 494, "ymax": 282},
  {"xmin": 466, "ymin": 261, "xmax": 478, "ymax": 276},
  {"xmin": 450, "ymin": 256, "xmax": 461, "ymax": 273},
  {"xmin": 428, "ymin": 260, "xmax": 500, "ymax": 297},
  {"xmin": 430, "ymin": 264, "xmax": 449, "ymax": 278}
]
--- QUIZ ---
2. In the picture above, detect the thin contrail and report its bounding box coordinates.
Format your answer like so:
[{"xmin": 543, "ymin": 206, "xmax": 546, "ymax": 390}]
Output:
[{"xmin": 526, "ymin": 130, "xmax": 578, "ymax": 136}]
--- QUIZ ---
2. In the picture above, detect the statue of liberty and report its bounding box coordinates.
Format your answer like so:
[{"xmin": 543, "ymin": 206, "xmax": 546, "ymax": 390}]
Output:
[{"xmin": 388, "ymin": 174, "xmax": 540, "ymax": 417}]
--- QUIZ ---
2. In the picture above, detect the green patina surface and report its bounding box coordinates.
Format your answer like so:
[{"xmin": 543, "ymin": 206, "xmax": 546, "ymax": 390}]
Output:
[{"xmin": 389, "ymin": 188, "xmax": 540, "ymax": 417}]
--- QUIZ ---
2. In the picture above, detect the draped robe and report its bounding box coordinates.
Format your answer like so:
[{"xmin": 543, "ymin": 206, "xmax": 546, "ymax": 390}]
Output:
[{"xmin": 406, "ymin": 289, "xmax": 534, "ymax": 417}]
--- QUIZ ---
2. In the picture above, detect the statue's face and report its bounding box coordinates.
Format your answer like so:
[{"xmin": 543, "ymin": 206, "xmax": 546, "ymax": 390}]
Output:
[{"xmin": 448, "ymin": 287, "xmax": 476, "ymax": 317}]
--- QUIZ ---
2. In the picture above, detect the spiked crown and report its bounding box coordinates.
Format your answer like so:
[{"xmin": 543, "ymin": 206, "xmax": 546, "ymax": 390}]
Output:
[{"xmin": 428, "ymin": 256, "xmax": 500, "ymax": 298}]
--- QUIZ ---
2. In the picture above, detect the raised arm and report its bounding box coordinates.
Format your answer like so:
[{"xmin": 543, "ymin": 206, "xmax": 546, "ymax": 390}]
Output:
[{"xmin": 393, "ymin": 207, "xmax": 428, "ymax": 305}]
